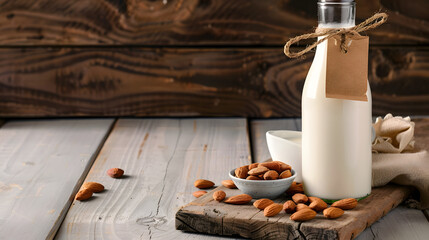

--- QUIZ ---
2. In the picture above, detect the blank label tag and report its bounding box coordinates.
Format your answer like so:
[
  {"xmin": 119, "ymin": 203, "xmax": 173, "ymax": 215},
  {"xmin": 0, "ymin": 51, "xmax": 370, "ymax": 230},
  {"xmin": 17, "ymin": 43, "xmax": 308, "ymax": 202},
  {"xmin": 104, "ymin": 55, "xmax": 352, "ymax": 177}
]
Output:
[{"xmin": 326, "ymin": 35, "xmax": 369, "ymax": 101}]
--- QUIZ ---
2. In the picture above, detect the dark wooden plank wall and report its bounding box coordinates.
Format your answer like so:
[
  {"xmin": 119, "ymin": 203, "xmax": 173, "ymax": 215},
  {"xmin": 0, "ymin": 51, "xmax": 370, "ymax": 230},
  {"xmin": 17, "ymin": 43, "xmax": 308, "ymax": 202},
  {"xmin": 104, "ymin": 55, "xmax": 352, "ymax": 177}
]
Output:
[{"xmin": 0, "ymin": 0, "xmax": 427, "ymax": 117}]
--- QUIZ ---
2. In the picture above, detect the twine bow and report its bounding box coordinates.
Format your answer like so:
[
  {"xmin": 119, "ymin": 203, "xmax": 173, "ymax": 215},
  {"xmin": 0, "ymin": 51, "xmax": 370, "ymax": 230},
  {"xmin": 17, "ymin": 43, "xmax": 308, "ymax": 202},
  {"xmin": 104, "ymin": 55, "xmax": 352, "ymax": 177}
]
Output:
[{"xmin": 284, "ymin": 13, "xmax": 388, "ymax": 58}]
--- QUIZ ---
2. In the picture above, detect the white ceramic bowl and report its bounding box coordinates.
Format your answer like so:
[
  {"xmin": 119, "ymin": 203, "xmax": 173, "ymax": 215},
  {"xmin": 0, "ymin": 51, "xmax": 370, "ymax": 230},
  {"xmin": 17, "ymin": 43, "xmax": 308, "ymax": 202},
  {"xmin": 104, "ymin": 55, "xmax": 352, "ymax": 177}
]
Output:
[
  {"xmin": 266, "ymin": 130, "xmax": 302, "ymax": 182},
  {"xmin": 229, "ymin": 169, "xmax": 296, "ymax": 199}
]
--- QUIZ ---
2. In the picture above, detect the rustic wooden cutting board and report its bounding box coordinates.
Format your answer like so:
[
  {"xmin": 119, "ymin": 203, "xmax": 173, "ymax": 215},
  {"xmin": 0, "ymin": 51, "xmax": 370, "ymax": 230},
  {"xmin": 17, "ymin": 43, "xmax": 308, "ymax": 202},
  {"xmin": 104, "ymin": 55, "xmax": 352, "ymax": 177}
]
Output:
[{"xmin": 176, "ymin": 184, "xmax": 412, "ymax": 240}]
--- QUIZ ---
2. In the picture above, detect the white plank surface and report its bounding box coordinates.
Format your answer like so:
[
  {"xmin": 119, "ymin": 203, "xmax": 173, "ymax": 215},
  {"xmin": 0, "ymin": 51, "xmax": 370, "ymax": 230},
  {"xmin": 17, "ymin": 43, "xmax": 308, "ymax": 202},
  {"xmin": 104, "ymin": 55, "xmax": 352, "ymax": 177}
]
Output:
[
  {"xmin": 355, "ymin": 206, "xmax": 429, "ymax": 240},
  {"xmin": 250, "ymin": 118, "xmax": 429, "ymax": 240},
  {"xmin": 56, "ymin": 118, "xmax": 251, "ymax": 240},
  {"xmin": 0, "ymin": 119, "xmax": 114, "ymax": 240}
]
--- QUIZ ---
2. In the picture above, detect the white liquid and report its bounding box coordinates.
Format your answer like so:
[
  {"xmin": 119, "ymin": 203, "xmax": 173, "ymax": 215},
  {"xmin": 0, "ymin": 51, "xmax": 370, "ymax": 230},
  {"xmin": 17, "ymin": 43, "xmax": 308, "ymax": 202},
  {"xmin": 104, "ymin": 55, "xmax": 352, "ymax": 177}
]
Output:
[{"xmin": 301, "ymin": 33, "xmax": 372, "ymax": 200}]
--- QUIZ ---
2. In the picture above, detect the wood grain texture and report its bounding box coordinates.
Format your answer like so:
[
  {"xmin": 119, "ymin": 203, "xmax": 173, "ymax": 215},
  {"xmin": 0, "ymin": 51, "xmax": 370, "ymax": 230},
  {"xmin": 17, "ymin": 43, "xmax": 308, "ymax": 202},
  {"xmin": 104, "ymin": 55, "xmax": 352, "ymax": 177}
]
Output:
[
  {"xmin": 0, "ymin": 47, "xmax": 427, "ymax": 117},
  {"xmin": 0, "ymin": 0, "xmax": 427, "ymax": 45},
  {"xmin": 0, "ymin": 119, "xmax": 114, "ymax": 240},
  {"xmin": 55, "ymin": 118, "xmax": 251, "ymax": 239},
  {"xmin": 414, "ymin": 118, "xmax": 429, "ymax": 151},
  {"xmin": 176, "ymin": 185, "xmax": 412, "ymax": 240}
]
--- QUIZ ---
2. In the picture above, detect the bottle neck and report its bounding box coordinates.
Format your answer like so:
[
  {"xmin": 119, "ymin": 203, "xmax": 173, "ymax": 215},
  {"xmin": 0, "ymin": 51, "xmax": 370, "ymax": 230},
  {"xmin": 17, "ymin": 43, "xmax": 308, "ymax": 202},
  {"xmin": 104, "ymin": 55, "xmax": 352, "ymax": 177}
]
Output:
[{"xmin": 318, "ymin": 2, "xmax": 356, "ymax": 28}]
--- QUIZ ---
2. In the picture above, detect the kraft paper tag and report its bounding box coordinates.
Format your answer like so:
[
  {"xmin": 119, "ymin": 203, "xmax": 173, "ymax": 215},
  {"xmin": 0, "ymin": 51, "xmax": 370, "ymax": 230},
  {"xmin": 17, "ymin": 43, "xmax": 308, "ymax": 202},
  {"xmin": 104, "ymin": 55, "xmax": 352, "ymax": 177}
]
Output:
[{"xmin": 326, "ymin": 35, "xmax": 369, "ymax": 101}]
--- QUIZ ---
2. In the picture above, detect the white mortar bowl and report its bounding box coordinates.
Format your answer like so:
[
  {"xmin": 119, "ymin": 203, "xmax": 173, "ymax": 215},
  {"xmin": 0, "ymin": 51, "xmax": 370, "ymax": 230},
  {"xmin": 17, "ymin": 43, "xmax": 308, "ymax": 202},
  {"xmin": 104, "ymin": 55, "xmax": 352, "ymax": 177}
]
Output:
[
  {"xmin": 229, "ymin": 169, "xmax": 296, "ymax": 199},
  {"xmin": 266, "ymin": 130, "xmax": 302, "ymax": 183}
]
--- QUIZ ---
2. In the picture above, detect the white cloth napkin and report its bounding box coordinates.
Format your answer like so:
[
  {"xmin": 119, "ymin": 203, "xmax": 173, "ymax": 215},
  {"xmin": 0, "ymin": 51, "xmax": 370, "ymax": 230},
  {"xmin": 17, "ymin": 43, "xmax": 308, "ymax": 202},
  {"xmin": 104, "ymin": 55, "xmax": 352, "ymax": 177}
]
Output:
[
  {"xmin": 372, "ymin": 113, "xmax": 415, "ymax": 153},
  {"xmin": 371, "ymin": 114, "xmax": 429, "ymax": 209}
]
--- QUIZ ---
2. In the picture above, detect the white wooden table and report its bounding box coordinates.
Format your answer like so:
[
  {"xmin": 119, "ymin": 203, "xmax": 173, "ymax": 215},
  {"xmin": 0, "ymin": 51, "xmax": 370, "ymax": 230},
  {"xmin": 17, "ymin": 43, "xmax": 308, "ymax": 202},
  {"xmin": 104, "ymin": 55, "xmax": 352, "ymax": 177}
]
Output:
[{"xmin": 0, "ymin": 118, "xmax": 427, "ymax": 240}]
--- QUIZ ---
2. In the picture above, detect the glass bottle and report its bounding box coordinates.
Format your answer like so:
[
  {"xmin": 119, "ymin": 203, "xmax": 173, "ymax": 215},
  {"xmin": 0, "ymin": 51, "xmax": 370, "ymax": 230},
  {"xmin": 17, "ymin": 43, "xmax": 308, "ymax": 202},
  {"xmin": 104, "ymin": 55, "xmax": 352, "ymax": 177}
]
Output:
[{"xmin": 301, "ymin": 0, "xmax": 372, "ymax": 200}]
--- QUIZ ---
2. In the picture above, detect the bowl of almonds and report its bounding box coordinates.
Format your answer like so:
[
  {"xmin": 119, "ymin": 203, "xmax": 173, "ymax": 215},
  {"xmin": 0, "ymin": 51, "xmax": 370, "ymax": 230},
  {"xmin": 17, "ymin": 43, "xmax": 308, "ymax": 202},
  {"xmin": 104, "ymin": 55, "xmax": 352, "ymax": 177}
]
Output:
[{"xmin": 229, "ymin": 161, "xmax": 296, "ymax": 199}]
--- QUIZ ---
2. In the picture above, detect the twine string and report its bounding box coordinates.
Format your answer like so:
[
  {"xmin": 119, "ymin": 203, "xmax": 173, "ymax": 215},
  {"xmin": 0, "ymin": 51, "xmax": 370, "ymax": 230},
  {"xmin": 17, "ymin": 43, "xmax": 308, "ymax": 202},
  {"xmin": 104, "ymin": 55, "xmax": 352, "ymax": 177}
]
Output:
[{"xmin": 284, "ymin": 13, "xmax": 388, "ymax": 58}]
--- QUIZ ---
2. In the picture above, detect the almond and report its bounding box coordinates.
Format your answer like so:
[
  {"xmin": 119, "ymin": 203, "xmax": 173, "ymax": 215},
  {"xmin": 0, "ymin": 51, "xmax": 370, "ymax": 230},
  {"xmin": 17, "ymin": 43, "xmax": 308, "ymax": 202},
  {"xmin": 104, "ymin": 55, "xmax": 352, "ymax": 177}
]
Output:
[
  {"xmin": 283, "ymin": 200, "xmax": 297, "ymax": 213},
  {"xmin": 292, "ymin": 193, "xmax": 308, "ymax": 204},
  {"xmin": 258, "ymin": 174, "xmax": 264, "ymax": 179},
  {"xmin": 331, "ymin": 198, "xmax": 358, "ymax": 210},
  {"xmin": 264, "ymin": 170, "xmax": 279, "ymax": 180},
  {"xmin": 273, "ymin": 161, "xmax": 292, "ymax": 172},
  {"xmin": 221, "ymin": 180, "xmax": 237, "ymax": 189},
  {"xmin": 248, "ymin": 166, "xmax": 269, "ymax": 176},
  {"xmin": 246, "ymin": 175, "xmax": 261, "ymax": 180},
  {"xmin": 308, "ymin": 196, "xmax": 321, "ymax": 203},
  {"xmin": 235, "ymin": 166, "xmax": 249, "ymax": 179},
  {"xmin": 248, "ymin": 163, "xmax": 259, "ymax": 170},
  {"xmin": 75, "ymin": 189, "xmax": 93, "ymax": 201},
  {"xmin": 308, "ymin": 197, "xmax": 328, "ymax": 212},
  {"xmin": 193, "ymin": 190, "xmax": 207, "ymax": 198},
  {"xmin": 323, "ymin": 207, "xmax": 344, "ymax": 219},
  {"xmin": 253, "ymin": 199, "xmax": 274, "ymax": 210},
  {"xmin": 264, "ymin": 203, "xmax": 283, "ymax": 217},
  {"xmin": 290, "ymin": 208, "xmax": 317, "ymax": 222},
  {"xmin": 81, "ymin": 182, "xmax": 104, "ymax": 193},
  {"xmin": 194, "ymin": 179, "xmax": 215, "ymax": 189},
  {"xmin": 107, "ymin": 168, "xmax": 124, "ymax": 178},
  {"xmin": 224, "ymin": 194, "xmax": 252, "ymax": 205},
  {"xmin": 279, "ymin": 170, "xmax": 292, "ymax": 179},
  {"xmin": 259, "ymin": 162, "xmax": 281, "ymax": 173},
  {"xmin": 213, "ymin": 190, "xmax": 226, "ymax": 201},
  {"xmin": 286, "ymin": 182, "xmax": 304, "ymax": 195},
  {"xmin": 296, "ymin": 203, "xmax": 311, "ymax": 211}
]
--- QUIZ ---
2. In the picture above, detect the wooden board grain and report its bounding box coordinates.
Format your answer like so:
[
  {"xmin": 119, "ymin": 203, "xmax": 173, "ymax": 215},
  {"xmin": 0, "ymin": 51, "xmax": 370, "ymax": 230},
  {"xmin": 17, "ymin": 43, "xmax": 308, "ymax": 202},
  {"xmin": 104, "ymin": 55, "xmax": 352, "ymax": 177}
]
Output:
[
  {"xmin": 0, "ymin": 119, "xmax": 114, "ymax": 240},
  {"xmin": 0, "ymin": 0, "xmax": 427, "ymax": 45},
  {"xmin": 0, "ymin": 47, "xmax": 427, "ymax": 117},
  {"xmin": 55, "ymin": 118, "xmax": 251, "ymax": 239},
  {"xmin": 176, "ymin": 185, "xmax": 412, "ymax": 240}
]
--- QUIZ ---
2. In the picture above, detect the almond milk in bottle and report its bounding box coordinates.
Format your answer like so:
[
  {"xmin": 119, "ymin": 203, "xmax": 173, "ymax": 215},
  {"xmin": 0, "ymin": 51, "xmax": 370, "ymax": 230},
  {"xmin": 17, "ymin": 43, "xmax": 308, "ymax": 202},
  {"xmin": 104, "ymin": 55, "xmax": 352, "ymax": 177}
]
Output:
[{"xmin": 302, "ymin": 0, "xmax": 372, "ymax": 200}]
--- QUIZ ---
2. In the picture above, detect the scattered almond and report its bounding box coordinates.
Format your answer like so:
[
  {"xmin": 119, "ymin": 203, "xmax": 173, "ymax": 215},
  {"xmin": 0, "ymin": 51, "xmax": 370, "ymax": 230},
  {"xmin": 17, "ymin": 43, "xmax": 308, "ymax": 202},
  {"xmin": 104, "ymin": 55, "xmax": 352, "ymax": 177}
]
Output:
[
  {"xmin": 224, "ymin": 194, "xmax": 252, "ymax": 205},
  {"xmin": 194, "ymin": 179, "xmax": 215, "ymax": 189},
  {"xmin": 296, "ymin": 203, "xmax": 310, "ymax": 211},
  {"xmin": 246, "ymin": 175, "xmax": 261, "ymax": 180},
  {"xmin": 81, "ymin": 182, "xmax": 104, "ymax": 193},
  {"xmin": 331, "ymin": 198, "xmax": 358, "ymax": 210},
  {"xmin": 253, "ymin": 199, "xmax": 274, "ymax": 210},
  {"xmin": 221, "ymin": 180, "xmax": 237, "ymax": 189},
  {"xmin": 264, "ymin": 203, "xmax": 283, "ymax": 217},
  {"xmin": 259, "ymin": 162, "xmax": 281, "ymax": 173},
  {"xmin": 323, "ymin": 207, "xmax": 344, "ymax": 219},
  {"xmin": 292, "ymin": 193, "xmax": 308, "ymax": 204},
  {"xmin": 248, "ymin": 166, "xmax": 269, "ymax": 176},
  {"xmin": 279, "ymin": 170, "xmax": 292, "ymax": 179},
  {"xmin": 75, "ymin": 189, "xmax": 93, "ymax": 201},
  {"xmin": 248, "ymin": 163, "xmax": 259, "ymax": 170},
  {"xmin": 193, "ymin": 190, "xmax": 207, "ymax": 198},
  {"xmin": 235, "ymin": 166, "xmax": 249, "ymax": 179},
  {"xmin": 290, "ymin": 208, "xmax": 317, "ymax": 222},
  {"xmin": 283, "ymin": 200, "xmax": 297, "ymax": 213},
  {"xmin": 264, "ymin": 170, "xmax": 279, "ymax": 180},
  {"xmin": 107, "ymin": 168, "xmax": 124, "ymax": 178},
  {"xmin": 308, "ymin": 197, "xmax": 328, "ymax": 212},
  {"xmin": 286, "ymin": 182, "xmax": 304, "ymax": 195},
  {"xmin": 213, "ymin": 190, "xmax": 226, "ymax": 201},
  {"xmin": 273, "ymin": 161, "xmax": 292, "ymax": 172}
]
